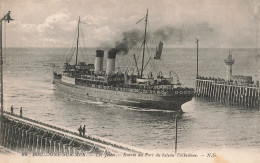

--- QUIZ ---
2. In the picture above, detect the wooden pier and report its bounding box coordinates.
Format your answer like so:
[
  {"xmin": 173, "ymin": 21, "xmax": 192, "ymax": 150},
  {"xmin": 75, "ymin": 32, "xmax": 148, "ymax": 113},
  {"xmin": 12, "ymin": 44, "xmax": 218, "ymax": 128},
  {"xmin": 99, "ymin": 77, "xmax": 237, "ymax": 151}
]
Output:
[
  {"xmin": 195, "ymin": 77, "xmax": 260, "ymax": 108},
  {"xmin": 0, "ymin": 111, "xmax": 145, "ymax": 156}
]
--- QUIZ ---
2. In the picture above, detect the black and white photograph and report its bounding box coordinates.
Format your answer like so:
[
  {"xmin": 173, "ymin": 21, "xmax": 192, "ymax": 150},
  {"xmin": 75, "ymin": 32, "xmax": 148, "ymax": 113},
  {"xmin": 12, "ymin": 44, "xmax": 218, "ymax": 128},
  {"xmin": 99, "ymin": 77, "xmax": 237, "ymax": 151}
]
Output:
[{"xmin": 0, "ymin": 0, "xmax": 259, "ymax": 162}]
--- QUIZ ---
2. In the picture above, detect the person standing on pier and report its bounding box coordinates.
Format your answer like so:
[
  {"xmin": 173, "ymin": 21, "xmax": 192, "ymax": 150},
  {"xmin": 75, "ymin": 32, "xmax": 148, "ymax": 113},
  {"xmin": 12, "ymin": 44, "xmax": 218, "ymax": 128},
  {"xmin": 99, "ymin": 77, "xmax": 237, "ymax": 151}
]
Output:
[
  {"xmin": 20, "ymin": 107, "xmax": 22, "ymax": 117},
  {"xmin": 11, "ymin": 105, "xmax": 14, "ymax": 114},
  {"xmin": 78, "ymin": 125, "xmax": 82, "ymax": 137},
  {"xmin": 82, "ymin": 125, "xmax": 86, "ymax": 137}
]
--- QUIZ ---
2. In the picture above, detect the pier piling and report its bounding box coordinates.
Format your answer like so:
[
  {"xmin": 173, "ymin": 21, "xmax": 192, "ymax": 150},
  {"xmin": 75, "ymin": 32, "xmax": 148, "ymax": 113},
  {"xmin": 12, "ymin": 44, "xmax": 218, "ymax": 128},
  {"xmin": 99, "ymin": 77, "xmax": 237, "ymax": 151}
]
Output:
[
  {"xmin": 0, "ymin": 112, "xmax": 145, "ymax": 155},
  {"xmin": 195, "ymin": 77, "xmax": 260, "ymax": 108}
]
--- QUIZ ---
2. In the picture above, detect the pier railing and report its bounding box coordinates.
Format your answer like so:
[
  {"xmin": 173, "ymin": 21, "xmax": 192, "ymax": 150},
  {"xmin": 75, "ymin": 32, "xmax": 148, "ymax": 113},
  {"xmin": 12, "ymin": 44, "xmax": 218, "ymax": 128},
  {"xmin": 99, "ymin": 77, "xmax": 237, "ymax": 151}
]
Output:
[
  {"xmin": 195, "ymin": 77, "xmax": 260, "ymax": 108},
  {"xmin": 0, "ymin": 111, "xmax": 146, "ymax": 155}
]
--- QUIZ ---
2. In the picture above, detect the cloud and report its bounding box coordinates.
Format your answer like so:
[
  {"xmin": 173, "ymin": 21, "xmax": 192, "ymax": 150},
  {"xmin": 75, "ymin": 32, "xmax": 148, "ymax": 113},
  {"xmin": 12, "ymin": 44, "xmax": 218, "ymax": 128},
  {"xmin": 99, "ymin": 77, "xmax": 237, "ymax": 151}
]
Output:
[
  {"xmin": 81, "ymin": 15, "xmax": 107, "ymax": 27},
  {"xmin": 39, "ymin": 10, "xmax": 76, "ymax": 32},
  {"xmin": 6, "ymin": 10, "xmax": 76, "ymax": 47},
  {"xmin": 3, "ymin": 0, "xmax": 258, "ymax": 48},
  {"xmin": 6, "ymin": 9, "xmax": 121, "ymax": 47}
]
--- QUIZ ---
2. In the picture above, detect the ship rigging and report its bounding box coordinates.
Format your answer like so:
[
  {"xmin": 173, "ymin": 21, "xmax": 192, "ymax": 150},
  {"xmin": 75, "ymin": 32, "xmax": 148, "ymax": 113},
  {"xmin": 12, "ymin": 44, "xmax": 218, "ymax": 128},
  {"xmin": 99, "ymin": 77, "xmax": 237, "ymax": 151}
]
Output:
[{"xmin": 53, "ymin": 10, "xmax": 194, "ymax": 111}]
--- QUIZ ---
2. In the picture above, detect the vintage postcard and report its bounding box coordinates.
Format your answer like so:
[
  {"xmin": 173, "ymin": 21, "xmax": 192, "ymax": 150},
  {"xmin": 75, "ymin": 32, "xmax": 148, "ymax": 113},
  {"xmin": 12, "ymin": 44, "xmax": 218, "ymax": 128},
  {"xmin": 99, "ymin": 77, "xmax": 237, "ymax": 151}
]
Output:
[{"xmin": 0, "ymin": 0, "xmax": 259, "ymax": 162}]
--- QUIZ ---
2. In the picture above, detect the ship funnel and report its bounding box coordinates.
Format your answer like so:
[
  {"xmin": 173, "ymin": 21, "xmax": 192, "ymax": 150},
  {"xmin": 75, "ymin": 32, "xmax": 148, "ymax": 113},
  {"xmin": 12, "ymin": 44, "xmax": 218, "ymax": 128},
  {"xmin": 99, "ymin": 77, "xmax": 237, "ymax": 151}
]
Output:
[
  {"xmin": 95, "ymin": 50, "xmax": 104, "ymax": 75},
  {"xmin": 106, "ymin": 49, "xmax": 117, "ymax": 75}
]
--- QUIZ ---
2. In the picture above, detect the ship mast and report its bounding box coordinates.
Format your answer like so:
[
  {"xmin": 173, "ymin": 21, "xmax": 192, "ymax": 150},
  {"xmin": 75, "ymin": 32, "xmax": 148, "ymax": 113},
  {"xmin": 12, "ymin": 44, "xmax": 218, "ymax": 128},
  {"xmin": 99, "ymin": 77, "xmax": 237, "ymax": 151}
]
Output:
[
  {"xmin": 0, "ymin": 11, "xmax": 13, "ymax": 114},
  {"xmin": 140, "ymin": 9, "xmax": 148, "ymax": 78},
  {"xmin": 76, "ymin": 16, "xmax": 80, "ymax": 66},
  {"xmin": 195, "ymin": 38, "xmax": 199, "ymax": 78}
]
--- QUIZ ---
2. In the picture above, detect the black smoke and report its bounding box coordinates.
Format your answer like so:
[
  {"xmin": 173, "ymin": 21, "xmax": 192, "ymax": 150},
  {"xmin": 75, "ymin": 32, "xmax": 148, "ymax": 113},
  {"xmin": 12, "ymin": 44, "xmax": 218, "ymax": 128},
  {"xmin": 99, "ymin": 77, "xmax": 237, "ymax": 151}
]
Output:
[
  {"xmin": 111, "ymin": 29, "xmax": 144, "ymax": 55},
  {"xmin": 152, "ymin": 22, "xmax": 216, "ymax": 44},
  {"xmin": 153, "ymin": 26, "xmax": 184, "ymax": 43},
  {"xmin": 110, "ymin": 22, "xmax": 216, "ymax": 55}
]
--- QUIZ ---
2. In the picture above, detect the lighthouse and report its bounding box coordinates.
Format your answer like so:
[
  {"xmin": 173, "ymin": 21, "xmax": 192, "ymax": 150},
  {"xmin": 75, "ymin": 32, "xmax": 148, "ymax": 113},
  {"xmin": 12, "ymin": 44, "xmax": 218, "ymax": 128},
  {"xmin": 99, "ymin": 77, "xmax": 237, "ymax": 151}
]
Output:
[{"xmin": 224, "ymin": 52, "xmax": 234, "ymax": 81}]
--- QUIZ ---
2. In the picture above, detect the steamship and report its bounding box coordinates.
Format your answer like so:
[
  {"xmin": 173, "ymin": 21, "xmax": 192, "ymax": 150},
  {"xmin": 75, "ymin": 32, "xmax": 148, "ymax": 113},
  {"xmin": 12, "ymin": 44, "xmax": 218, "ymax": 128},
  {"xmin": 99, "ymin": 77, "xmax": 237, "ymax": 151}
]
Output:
[{"xmin": 53, "ymin": 11, "xmax": 194, "ymax": 111}]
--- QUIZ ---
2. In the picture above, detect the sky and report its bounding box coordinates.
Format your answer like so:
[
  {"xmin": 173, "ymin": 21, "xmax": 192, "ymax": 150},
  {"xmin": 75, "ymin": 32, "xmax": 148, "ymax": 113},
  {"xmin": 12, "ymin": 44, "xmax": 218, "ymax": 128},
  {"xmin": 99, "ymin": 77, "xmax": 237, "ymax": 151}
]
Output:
[{"xmin": 0, "ymin": 0, "xmax": 259, "ymax": 48}]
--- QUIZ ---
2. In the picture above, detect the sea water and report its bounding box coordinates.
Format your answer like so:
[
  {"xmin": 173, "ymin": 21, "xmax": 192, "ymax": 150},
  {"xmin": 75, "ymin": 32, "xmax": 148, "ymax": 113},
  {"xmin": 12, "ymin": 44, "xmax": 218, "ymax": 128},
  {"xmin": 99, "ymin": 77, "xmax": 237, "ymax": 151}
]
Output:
[{"xmin": 3, "ymin": 47, "xmax": 260, "ymax": 153}]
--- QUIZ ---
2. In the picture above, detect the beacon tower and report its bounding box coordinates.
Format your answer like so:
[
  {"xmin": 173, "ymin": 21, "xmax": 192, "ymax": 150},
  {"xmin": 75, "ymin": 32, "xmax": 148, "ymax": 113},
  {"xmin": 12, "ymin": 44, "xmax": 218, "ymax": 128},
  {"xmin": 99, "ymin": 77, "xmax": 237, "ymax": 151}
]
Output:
[{"xmin": 224, "ymin": 53, "xmax": 234, "ymax": 81}]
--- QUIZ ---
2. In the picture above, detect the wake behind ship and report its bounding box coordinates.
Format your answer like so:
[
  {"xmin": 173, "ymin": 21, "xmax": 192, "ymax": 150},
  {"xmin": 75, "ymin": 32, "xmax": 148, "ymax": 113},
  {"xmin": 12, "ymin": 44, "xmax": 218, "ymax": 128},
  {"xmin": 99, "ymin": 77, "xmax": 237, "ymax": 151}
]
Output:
[{"xmin": 53, "ymin": 10, "xmax": 194, "ymax": 111}]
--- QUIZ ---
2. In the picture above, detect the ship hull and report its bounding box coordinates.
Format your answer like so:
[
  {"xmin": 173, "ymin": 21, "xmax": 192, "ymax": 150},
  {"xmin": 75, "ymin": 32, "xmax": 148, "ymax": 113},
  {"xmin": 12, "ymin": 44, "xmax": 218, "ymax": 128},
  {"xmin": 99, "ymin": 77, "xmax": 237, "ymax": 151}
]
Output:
[{"xmin": 53, "ymin": 79, "xmax": 193, "ymax": 111}]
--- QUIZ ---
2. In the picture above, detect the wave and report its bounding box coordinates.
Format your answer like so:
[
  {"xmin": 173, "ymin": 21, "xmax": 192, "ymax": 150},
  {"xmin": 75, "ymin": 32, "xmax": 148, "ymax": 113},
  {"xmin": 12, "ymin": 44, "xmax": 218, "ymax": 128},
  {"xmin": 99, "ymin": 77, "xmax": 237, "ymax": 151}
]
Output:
[
  {"xmin": 68, "ymin": 97, "xmax": 104, "ymax": 105},
  {"xmin": 120, "ymin": 105, "xmax": 176, "ymax": 113}
]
